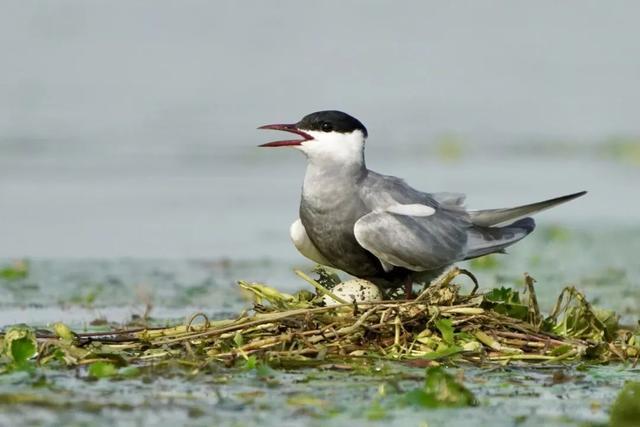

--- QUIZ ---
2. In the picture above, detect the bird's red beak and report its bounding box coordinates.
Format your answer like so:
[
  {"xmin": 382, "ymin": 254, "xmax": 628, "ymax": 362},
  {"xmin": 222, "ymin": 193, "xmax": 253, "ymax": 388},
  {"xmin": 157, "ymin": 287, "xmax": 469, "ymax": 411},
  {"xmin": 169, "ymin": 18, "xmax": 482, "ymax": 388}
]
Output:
[{"xmin": 257, "ymin": 124, "xmax": 313, "ymax": 147}]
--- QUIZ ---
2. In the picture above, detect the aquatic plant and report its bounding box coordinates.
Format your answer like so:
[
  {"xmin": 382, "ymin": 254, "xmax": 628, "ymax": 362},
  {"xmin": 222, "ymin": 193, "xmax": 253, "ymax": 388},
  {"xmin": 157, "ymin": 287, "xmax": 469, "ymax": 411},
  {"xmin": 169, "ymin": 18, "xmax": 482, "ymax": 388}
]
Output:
[
  {"xmin": 0, "ymin": 267, "xmax": 638, "ymax": 375},
  {"xmin": 609, "ymin": 381, "xmax": 640, "ymax": 427}
]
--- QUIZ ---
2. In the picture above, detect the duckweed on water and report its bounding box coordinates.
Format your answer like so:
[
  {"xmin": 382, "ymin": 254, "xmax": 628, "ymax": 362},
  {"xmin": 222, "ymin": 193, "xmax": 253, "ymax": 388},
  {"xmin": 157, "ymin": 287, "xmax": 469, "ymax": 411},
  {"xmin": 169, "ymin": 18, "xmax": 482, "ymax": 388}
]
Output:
[{"xmin": 1, "ymin": 266, "xmax": 638, "ymax": 378}]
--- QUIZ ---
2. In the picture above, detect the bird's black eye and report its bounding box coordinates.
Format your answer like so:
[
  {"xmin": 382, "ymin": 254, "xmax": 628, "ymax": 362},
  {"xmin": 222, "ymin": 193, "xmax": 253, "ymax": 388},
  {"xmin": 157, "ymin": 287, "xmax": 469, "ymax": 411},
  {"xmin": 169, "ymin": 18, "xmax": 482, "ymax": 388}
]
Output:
[{"xmin": 321, "ymin": 122, "xmax": 333, "ymax": 132}]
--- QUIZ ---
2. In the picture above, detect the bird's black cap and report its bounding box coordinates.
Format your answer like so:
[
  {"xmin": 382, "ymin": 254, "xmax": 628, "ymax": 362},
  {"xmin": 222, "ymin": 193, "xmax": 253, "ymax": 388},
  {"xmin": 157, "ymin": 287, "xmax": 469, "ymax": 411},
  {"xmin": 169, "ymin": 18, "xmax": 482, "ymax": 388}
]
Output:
[{"xmin": 296, "ymin": 110, "xmax": 368, "ymax": 137}]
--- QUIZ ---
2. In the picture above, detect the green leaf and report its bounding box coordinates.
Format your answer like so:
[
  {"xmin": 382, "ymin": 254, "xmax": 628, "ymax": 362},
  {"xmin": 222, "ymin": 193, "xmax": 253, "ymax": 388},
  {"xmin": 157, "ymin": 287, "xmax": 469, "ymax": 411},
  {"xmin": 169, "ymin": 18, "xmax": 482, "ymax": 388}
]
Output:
[
  {"xmin": 483, "ymin": 287, "xmax": 529, "ymax": 320},
  {"xmin": 402, "ymin": 389, "xmax": 440, "ymax": 408},
  {"xmin": 10, "ymin": 337, "xmax": 37, "ymax": 365},
  {"xmin": 254, "ymin": 363, "xmax": 274, "ymax": 379},
  {"xmin": 435, "ymin": 319, "xmax": 455, "ymax": 345},
  {"xmin": 2, "ymin": 325, "xmax": 37, "ymax": 367},
  {"xmin": 423, "ymin": 345, "xmax": 463, "ymax": 361},
  {"xmin": 365, "ymin": 400, "xmax": 388, "ymax": 420},
  {"xmin": 401, "ymin": 367, "xmax": 477, "ymax": 408},
  {"xmin": 594, "ymin": 308, "xmax": 620, "ymax": 336},
  {"xmin": 244, "ymin": 355, "xmax": 258, "ymax": 370},
  {"xmin": 52, "ymin": 323, "xmax": 74, "ymax": 341},
  {"xmin": 610, "ymin": 382, "xmax": 640, "ymax": 427},
  {"xmin": 485, "ymin": 287, "xmax": 521, "ymax": 304},
  {"xmin": 0, "ymin": 261, "xmax": 29, "ymax": 281},
  {"xmin": 119, "ymin": 366, "xmax": 141, "ymax": 378},
  {"xmin": 423, "ymin": 367, "xmax": 477, "ymax": 407},
  {"xmin": 233, "ymin": 331, "xmax": 244, "ymax": 347},
  {"xmin": 550, "ymin": 344, "xmax": 573, "ymax": 356},
  {"xmin": 88, "ymin": 361, "xmax": 117, "ymax": 379}
]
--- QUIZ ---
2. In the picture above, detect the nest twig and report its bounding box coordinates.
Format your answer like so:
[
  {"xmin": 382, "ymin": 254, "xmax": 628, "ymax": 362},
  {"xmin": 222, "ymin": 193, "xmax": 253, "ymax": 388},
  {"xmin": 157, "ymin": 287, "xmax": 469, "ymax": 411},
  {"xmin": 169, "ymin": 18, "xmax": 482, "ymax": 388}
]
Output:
[{"xmin": 2, "ymin": 267, "xmax": 638, "ymax": 370}]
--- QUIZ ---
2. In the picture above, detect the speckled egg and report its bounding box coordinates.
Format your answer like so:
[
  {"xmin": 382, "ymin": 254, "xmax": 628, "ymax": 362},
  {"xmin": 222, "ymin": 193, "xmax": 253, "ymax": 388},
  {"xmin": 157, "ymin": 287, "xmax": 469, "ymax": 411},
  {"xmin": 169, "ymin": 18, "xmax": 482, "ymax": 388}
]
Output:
[{"xmin": 321, "ymin": 279, "xmax": 382, "ymax": 306}]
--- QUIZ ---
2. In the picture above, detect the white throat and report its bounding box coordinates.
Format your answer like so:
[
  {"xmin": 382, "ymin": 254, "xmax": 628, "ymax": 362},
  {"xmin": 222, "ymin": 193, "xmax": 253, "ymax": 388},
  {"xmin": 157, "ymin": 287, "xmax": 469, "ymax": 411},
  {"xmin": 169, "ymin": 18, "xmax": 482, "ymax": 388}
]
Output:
[{"xmin": 296, "ymin": 129, "xmax": 366, "ymax": 167}]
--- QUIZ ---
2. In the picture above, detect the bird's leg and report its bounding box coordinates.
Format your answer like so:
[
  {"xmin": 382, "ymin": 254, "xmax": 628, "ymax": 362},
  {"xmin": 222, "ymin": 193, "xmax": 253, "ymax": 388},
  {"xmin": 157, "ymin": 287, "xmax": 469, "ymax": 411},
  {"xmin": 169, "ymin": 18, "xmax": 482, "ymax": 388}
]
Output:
[
  {"xmin": 404, "ymin": 277, "xmax": 414, "ymax": 299},
  {"xmin": 457, "ymin": 268, "xmax": 479, "ymax": 295}
]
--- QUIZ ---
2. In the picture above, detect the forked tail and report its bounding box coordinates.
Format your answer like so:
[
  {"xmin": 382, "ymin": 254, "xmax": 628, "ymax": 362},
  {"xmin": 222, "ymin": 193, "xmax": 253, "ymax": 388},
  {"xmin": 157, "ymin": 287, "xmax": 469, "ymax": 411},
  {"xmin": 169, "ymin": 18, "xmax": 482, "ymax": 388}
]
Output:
[{"xmin": 468, "ymin": 191, "xmax": 586, "ymax": 227}]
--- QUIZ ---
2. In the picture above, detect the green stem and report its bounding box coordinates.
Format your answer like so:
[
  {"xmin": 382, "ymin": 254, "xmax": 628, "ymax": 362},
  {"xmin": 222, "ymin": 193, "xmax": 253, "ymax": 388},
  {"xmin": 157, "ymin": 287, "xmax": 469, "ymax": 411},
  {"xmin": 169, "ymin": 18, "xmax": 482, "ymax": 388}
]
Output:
[{"xmin": 294, "ymin": 270, "xmax": 349, "ymax": 305}]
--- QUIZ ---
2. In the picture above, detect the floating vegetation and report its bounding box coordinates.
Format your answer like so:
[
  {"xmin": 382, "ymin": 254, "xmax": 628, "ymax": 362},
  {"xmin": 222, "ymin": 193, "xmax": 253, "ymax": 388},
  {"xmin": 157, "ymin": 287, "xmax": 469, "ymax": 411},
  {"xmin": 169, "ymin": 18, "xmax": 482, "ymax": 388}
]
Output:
[
  {"xmin": 400, "ymin": 366, "xmax": 477, "ymax": 408},
  {"xmin": 0, "ymin": 267, "xmax": 638, "ymax": 376},
  {"xmin": 609, "ymin": 381, "xmax": 640, "ymax": 427},
  {"xmin": 602, "ymin": 136, "xmax": 640, "ymax": 167},
  {"xmin": 434, "ymin": 134, "xmax": 465, "ymax": 163},
  {"xmin": 0, "ymin": 260, "xmax": 29, "ymax": 281},
  {"xmin": 469, "ymin": 254, "xmax": 501, "ymax": 270}
]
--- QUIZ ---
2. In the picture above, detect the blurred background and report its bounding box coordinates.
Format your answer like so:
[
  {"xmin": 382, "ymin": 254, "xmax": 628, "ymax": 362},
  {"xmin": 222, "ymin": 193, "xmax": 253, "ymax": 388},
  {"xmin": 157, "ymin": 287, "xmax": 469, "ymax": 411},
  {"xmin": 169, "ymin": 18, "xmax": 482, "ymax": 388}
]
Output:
[{"xmin": 1, "ymin": 1, "xmax": 639, "ymax": 260}]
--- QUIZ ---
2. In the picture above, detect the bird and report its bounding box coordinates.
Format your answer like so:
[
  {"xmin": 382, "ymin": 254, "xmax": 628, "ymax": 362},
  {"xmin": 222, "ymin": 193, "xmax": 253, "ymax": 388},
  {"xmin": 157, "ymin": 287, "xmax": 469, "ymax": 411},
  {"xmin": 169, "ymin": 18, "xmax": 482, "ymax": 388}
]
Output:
[{"xmin": 258, "ymin": 110, "xmax": 586, "ymax": 296}]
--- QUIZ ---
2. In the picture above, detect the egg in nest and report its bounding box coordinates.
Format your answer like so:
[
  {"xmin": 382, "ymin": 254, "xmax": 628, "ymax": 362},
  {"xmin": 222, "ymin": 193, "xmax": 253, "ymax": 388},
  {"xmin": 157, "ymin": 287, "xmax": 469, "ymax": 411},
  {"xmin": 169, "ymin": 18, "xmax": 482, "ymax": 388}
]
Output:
[{"xmin": 321, "ymin": 279, "xmax": 382, "ymax": 306}]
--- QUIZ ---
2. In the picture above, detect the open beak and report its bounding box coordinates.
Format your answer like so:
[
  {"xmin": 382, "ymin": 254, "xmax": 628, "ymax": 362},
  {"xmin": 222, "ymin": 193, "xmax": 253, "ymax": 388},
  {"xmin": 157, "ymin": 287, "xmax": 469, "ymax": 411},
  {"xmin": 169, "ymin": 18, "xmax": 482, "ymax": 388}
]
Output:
[{"xmin": 257, "ymin": 123, "xmax": 313, "ymax": 147}]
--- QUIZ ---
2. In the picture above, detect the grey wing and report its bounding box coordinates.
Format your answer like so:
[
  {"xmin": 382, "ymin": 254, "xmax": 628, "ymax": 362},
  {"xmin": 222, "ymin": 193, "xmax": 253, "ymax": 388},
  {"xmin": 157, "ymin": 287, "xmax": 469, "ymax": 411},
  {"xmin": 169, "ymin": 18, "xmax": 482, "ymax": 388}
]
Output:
[
  {"xmin": 359, "ymin": 172, "xmax": 465, "ymax": 212},
  {"xmin": 353, "ymin": 206, "xmax": 469, "ymax": 272},
  {"xmin": 431, "ymin": 192, "xmax": 466, "ymax": 207},
  {"xmin": 354, "ymin": 171, "xmax": 535, "ymax": 271},
  {"xmin": 354, "ymin": 207, "xmax": 536, "ymax": 271}
]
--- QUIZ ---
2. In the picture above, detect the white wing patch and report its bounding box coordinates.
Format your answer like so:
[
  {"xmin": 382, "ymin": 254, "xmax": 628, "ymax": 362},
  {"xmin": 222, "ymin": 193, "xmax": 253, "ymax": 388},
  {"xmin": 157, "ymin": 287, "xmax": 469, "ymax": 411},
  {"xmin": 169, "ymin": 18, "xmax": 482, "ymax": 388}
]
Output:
[
  {"xmin": 385, "ymin": 203, "xmax": 435, "ymax": 217},
  {"xmin": 289, "ymin": 219, "xmax": 334, "ymax": 267}
]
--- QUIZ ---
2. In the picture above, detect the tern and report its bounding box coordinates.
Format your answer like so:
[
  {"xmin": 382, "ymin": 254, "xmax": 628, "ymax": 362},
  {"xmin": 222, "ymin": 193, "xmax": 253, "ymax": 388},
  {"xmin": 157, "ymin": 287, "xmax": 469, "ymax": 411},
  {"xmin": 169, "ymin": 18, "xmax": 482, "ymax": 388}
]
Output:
[{"xmin": 258, "ymin": 110, "xmax": 586, "ymax": 296}]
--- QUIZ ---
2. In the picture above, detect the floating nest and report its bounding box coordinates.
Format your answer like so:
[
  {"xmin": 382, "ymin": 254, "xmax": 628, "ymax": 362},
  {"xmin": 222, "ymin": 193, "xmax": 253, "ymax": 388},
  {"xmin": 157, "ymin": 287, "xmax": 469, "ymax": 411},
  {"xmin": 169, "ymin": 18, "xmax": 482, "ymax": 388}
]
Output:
[{"xmin": 1, "ymin": 267, "xmax": 639, "ymax": 371}]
